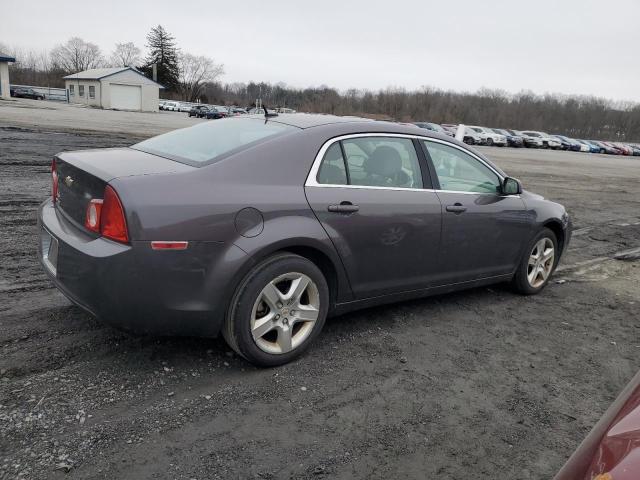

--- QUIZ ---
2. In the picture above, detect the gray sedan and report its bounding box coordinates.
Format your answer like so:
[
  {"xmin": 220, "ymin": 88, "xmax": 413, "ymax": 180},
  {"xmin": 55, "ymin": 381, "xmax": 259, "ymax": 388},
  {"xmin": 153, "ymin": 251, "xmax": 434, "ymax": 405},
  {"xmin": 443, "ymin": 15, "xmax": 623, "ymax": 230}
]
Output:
[{"xmin": 38, "ymin": 114, "xmax": 571, "ymax": 366}]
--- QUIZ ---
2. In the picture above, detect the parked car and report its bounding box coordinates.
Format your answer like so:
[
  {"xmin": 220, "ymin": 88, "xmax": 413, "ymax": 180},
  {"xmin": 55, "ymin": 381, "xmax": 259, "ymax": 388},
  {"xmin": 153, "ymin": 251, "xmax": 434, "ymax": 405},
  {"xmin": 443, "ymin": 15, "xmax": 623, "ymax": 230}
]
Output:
[
  {"xmin": 276, "ymin": 107, "xmax": 297, "ymax": 113},
  {"xmin": 162, "ymin": 101, "xmax": 181, "ymax": 112},
  {"xmin": 441, "ymin": 125, "xmax": 483, "ymax": 145},
  {"xmin": 607, "ymin": 142, "xmax": 632, "ymax": 155},
  {"xmin": 178, "ymin": 103, "xmax": 193, "ymax": 113},
  {"xmin": 491, "ymin": 128, "xmax": 524, "ymax": 147},
  {"xmin": 591, "ymin": 140, "xmax": 621, "ymax": 155},
  {"xmin": 188, "ymin": 105, "xmax": 210, "ymax": 118},
  {"xmin": 38, "ymin": 114, "xmax": 571, "ymax": 366},
  {"xmin": 554, "ymin": 369, "xmax": 640, "ymax": 480},
  {"xmin": 628, "ymin": 144, "xmax": 640, "ymax": 156},
  {"xmin": 513, "ymin": 130, "xmax": 544, "ymax": 148},
  {"xmin": 520, "ymin": 131, "xmax": 562, "ymax": 149},
  {"xmin": 247, "ymin": 107, "xmax": 278, "ymax": 115},
  {"xmin": 576, "ymin": 139, "xmax": 600, "ymax": 153},
  {"xmin": 205, "ymin": 106, "xmax": 230, "ymax": 119},
  {"xmin": 229, "ymin": 107, "xmax": 248, "ymax": 115},
  {"xmin": 468, "ymin": 126, "xmax": 507, "ymax": 146},
  {"xmin": 551, "ymin": 135, "xmax": 581, "ymax": 151},
  {"xmin": 12, "ymin": 87, "xmax": 45, "ymax": 100},
  {"xmin": 413, "ymin": 122, "xmax": 454, "ymax": 137},
  {"xmin": 577, "ymin": 139, "xmax": 604, "ymax": 154}
]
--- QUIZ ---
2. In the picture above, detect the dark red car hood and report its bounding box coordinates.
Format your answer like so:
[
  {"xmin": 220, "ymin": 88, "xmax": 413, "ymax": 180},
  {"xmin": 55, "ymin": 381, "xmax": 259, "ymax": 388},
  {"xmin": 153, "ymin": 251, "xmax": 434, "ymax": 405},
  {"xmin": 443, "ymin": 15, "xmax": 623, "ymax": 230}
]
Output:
[{"xmin": 555, "ymin": 370, "xmax": 640, "ymax": 480}]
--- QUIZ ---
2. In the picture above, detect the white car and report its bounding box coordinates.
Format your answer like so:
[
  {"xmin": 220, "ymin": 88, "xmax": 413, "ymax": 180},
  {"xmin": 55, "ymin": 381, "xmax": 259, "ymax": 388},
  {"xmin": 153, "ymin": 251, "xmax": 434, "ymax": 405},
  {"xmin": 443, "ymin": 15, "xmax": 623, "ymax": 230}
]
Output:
[
  {"xmin": 520, "ymin": 131, "xmax": 562, "ymax": 149},
  {"xmin": 162, "ymin": 101, "xmax": 181, "ymax": 112},
  {"xmin": 178, "ymin": 103, "xmax": 193, "ymax": 113},
  {"xmin": 514, "ymin": 130, "xmax": 543, "ymax": 148},
  {"xmin": 468, "ymin": 126, "xmax": 507, "ymax": 146}
]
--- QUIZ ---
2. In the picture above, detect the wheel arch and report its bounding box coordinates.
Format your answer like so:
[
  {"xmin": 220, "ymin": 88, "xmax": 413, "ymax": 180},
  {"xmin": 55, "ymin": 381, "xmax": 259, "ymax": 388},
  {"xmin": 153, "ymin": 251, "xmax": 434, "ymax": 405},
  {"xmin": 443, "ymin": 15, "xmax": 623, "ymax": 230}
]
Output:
[{"xmin": 542, "ymin": 219, "xmax": 565, "ymax": 254}]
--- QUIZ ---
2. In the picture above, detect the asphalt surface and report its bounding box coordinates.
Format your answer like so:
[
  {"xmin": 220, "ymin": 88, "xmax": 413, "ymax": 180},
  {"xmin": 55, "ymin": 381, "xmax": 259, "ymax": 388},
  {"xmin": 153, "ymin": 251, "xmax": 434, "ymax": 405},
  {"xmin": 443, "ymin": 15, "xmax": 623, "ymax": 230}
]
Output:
[{"xmin": 1, "ymin": 110, "xmax": 639, "ymax": 479}]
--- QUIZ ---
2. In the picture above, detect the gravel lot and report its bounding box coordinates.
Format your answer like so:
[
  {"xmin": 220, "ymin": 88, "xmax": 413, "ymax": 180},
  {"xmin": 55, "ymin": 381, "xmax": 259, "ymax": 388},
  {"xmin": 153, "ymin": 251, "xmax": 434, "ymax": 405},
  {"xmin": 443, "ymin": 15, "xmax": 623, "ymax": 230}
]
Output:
[{"xmin": 1, "ymin": 102, "xmax": 639, "ymax": 479}]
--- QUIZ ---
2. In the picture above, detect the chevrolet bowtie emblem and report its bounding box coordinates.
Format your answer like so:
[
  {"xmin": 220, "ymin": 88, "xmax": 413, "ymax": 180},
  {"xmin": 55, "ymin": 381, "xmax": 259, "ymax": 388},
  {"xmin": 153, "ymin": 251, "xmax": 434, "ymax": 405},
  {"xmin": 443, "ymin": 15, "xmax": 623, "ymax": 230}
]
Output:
[{"xmin": 64, "ymin": 176, "xmax": 74, "ymax": 187}]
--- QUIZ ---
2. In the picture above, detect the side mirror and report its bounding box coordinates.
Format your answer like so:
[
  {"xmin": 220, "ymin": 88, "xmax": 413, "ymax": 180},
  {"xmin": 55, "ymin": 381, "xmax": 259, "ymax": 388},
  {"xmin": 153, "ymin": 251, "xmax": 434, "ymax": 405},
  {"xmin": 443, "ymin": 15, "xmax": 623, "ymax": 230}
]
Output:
[{"xmin": 502, "ymin": 177, "xmax": 522, "ymax": 195}]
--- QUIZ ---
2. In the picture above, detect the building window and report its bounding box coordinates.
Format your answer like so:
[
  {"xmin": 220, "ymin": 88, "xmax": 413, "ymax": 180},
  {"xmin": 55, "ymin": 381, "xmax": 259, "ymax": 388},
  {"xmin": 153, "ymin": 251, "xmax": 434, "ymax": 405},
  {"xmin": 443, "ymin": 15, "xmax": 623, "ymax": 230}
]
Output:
[
  {"xmin": 89, "ymin": 85, "xmax": 95, "ymax": 99},
  {"xmin": 69, "ymin": 85, "xmax": 75, "ymax": 96},
  {"xmin": 79, "ymin": 85, "xmax": 85, "ymax": 97}
]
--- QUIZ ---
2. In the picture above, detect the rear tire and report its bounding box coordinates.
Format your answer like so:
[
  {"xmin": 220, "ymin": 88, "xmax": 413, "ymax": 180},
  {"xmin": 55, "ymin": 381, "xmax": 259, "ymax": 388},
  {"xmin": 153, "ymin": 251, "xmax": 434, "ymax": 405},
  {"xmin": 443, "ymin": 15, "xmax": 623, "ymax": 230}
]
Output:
[
  {"xmin": 486, "ymin": 138, "xmax": 494, "ymax": 146},
  {"xmin": 511, "ymin": 228, "xmax": 558, "ymax": 295},
  {"xmin": 223, "ymin": 253, "xmax": 329, "ymax": 367}
]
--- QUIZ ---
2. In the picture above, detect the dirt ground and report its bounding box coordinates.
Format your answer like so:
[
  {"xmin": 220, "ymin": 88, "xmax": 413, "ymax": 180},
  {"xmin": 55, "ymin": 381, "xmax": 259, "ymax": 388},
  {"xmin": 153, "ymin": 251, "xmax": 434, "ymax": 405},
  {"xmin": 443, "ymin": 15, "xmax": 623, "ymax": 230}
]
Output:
[{"xmin": 1, "ymin": 114, "xmax": 639, "ymax": 479}]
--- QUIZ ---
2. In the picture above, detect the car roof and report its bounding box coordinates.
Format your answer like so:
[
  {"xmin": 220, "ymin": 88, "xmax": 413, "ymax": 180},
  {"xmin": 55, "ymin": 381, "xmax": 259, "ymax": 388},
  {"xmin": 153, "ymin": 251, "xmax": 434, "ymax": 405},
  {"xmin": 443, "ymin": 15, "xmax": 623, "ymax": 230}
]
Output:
[{"xmin": 243, "ymin": 113, "xmax": 379, "ymax": 129}]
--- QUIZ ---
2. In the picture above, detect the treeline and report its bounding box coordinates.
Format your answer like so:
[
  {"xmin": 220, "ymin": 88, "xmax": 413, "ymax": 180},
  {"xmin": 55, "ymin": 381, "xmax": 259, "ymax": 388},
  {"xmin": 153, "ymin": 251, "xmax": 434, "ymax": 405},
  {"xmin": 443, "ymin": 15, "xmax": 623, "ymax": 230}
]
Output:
[
  {"xmin": 4, "ymin": 33, "xmax": 639, "ymax": 141},
  {"xmin": 200, "ymin": 83, "xmax": 640, "ymax": 142}
]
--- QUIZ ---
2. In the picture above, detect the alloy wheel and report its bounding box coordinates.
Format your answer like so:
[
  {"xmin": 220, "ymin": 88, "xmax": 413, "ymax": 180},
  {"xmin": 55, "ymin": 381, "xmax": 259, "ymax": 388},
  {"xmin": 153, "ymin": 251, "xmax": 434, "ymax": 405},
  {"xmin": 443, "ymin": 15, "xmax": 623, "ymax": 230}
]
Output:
[
  {"xmin": 527, "ymin": 238, "xmax": 555, "ymax": 288},
  {"xmin": 250, "ymin": 272, "xmax": 320, "ymax": 354}
]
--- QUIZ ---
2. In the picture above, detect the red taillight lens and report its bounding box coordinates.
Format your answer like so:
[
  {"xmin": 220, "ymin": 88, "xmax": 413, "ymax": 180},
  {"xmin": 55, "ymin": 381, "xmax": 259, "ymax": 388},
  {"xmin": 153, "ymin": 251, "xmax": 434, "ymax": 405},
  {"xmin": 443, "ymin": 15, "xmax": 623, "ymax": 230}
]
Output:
[
  {"xmin": 52, "ymin": 159, "xmax": 59, "ymax": 203},
  {"xmin": 100, "ymin": 185, "xmax": 129, "ymax": 243},
  {"xmin": 84, "ymin": 199, "xmax": 103, "ymax": 233}
]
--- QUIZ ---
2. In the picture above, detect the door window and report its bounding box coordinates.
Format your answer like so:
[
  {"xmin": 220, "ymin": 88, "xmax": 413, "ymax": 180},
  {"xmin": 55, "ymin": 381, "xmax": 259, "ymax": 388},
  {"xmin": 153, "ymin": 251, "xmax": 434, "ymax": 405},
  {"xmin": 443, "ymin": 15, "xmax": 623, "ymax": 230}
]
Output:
[
  {"xmin": 423, "ymin": 141, "xmax": 500, "ymax": 193},
  {"xmin": 342, "ymin": 137, "xmax": 422, "ymax": 188},
  {"xmin": 316, "ymin": 142, "xmax": 348, "ymax": 185}
]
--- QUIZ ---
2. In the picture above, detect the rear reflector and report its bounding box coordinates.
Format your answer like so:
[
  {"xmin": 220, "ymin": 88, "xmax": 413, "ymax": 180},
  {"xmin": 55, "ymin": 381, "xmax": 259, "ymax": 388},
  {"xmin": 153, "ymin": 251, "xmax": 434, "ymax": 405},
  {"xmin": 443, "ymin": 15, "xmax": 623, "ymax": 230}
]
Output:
[{"xmin": 151, "ymin": 241, "xmax": 189, "ymax": 250}]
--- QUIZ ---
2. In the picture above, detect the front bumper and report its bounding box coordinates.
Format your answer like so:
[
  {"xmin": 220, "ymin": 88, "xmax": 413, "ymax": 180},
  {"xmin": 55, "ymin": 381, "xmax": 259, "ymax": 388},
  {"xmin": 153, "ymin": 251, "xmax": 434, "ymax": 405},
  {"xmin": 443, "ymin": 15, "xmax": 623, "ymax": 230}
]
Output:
[{"xmin": 38, "ymin": 200, "xmax": 249, "ymax": 337}]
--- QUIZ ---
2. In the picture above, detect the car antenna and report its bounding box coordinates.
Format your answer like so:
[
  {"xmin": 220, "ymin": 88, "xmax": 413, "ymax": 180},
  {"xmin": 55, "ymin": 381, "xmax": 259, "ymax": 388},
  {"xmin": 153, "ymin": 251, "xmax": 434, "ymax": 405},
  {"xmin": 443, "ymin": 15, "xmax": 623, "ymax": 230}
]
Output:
[{"xmin": 263, "ymin": 105, "xmax": 278, "ymax": 120}]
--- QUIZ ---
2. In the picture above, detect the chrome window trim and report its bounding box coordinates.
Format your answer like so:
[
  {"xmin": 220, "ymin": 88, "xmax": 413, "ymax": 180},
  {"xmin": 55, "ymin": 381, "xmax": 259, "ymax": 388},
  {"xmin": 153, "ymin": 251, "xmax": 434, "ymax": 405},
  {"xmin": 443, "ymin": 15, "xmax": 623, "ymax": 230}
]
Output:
[{"xmin": 305, "ymin": 133, "xmax": 507, "ymax": 194}]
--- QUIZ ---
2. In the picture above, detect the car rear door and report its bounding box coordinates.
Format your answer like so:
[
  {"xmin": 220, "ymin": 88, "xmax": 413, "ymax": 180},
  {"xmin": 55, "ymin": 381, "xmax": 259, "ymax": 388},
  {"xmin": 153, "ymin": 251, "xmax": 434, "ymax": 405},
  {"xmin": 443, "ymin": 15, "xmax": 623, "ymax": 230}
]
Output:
[
  {"xmin": 420, "ymin": 139, "xmax": 531, "ymax": 284},
  {"xmin": 305, "ymin": 134, "xmax": 443, "ymax": 299}
]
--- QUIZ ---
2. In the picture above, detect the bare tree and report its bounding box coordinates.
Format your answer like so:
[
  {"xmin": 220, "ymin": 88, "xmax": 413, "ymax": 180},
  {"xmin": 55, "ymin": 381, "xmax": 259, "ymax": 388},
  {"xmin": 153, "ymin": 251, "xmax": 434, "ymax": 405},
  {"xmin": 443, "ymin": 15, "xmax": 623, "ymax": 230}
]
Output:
[
  {"xmin": 50, "ymin": 37, "xmax": 104, "ymax": 73},
  {"xmin": 109, "ymin": 42, "xmax": 142, "ymax": 67},
  {"xmin": 178, "ymin": 53, "xmax": 224, "ymax": 102}
]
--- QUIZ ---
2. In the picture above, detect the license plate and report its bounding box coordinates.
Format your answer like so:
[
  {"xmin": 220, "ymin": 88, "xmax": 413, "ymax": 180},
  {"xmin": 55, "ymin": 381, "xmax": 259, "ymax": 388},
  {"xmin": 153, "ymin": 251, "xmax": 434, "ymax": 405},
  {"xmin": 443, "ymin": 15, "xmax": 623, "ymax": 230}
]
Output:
[{"xmin": 41, "ymin": 228, "xmax": 59, "ymax": 276}]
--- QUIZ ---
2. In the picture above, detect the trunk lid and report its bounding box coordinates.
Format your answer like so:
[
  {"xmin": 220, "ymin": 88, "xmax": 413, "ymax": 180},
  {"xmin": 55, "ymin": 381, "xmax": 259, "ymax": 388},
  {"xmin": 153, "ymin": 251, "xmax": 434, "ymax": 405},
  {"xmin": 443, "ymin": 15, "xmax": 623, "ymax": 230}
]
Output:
[{"xmin": 55, "ymin": 147, "xmax": 193, "ymax": 228}]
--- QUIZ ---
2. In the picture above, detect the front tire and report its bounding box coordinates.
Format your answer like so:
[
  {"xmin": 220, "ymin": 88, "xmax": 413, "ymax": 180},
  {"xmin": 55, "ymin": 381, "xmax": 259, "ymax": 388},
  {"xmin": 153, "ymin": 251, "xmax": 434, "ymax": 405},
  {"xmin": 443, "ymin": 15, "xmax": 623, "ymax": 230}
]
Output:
[
  {"xmin": 511, "ymin": 228, "xmax": 558, "ymax": 295},
  {"xmin": 223, "ymin": 253, "xmax": 329, "ymax": 367},
  {"xmin": 486, "ymin": 138, "xmax": 494, "ymax": 146}
]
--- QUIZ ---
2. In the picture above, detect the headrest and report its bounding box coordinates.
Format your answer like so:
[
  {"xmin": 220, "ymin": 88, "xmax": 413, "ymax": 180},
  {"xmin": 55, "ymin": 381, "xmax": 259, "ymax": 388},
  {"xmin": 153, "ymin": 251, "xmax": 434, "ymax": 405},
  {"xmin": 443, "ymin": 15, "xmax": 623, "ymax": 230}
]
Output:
[{"xmin": 364, "ymin": 146, "xmax": 402, "ymax": 177}]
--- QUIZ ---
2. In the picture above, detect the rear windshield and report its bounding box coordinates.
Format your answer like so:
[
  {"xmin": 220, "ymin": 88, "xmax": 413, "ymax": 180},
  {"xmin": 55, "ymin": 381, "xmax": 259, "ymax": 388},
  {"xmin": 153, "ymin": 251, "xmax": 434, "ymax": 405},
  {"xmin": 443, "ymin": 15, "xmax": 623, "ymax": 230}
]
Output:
[{"xmin": 132, "ymin": 118, "xmax": 297, "ymax": 166}]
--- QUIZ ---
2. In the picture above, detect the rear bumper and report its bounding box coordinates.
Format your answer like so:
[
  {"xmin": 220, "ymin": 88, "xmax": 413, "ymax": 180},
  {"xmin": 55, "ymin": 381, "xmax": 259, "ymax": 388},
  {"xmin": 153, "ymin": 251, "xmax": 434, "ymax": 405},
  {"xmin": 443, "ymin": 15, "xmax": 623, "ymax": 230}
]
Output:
[{"xmin": 38, "ymin": 199, "xmax": 249, "ymax": 337}]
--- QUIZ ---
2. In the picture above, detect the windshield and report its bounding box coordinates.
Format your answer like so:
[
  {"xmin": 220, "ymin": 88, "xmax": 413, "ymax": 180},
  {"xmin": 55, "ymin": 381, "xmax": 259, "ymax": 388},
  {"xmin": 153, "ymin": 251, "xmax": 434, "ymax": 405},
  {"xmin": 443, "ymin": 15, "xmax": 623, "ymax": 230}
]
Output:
[
  {"xmin": 132, "ymin": 118, "xmax": 297, "ymax": 166},
  {"xmin": 524, "ymin": 132, "xmax": 541, "ymax": 137},
  {"xmin": 428, "ymin": 123, "xmax": 445, "ymax": 132}
]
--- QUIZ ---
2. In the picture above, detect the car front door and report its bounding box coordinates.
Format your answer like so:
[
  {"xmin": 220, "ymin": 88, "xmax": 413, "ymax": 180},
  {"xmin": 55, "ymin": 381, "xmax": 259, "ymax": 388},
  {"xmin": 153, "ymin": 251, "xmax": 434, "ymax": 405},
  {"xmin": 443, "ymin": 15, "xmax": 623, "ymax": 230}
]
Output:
[
  {"xmin": 305, "ymin": 135, "xmax": 443, "ymax": 299},
  {"xmin": 421, "ymin": 139, "xmax": 531, "ymax": 284}
]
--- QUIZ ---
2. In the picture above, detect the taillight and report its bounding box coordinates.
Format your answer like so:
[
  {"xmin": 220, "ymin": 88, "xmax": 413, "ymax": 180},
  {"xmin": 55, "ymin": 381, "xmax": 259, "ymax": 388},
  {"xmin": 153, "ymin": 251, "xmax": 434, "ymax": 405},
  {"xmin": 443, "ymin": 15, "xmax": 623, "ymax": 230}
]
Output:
[
  {"xmin": 52, "ymin": 158, "xmax": 58, "ymax": 203},
  {"xmin": 100, "ymin": 185, "xmax": 129, "ymax": 243},
  {"xmin": 84, "ymin": 199, "xmax": 103, "ymax": 233}
]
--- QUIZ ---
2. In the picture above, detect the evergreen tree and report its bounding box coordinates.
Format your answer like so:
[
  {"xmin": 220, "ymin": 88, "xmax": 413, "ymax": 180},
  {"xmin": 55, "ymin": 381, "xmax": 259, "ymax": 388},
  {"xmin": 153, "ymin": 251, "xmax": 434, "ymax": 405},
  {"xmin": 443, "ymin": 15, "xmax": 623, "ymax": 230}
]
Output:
[{"xmin": 140, "ymin": 25, "xmax": 180, "ymax": 91}]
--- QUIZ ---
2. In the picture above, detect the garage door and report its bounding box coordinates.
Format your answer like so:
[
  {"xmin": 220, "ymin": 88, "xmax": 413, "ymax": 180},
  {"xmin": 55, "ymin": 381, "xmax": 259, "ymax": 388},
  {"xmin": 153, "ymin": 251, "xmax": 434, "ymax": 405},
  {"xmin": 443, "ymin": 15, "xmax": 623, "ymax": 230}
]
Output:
[{"xmin": 110, "ymin": 84, "xmax": 141, "ymax": 110}]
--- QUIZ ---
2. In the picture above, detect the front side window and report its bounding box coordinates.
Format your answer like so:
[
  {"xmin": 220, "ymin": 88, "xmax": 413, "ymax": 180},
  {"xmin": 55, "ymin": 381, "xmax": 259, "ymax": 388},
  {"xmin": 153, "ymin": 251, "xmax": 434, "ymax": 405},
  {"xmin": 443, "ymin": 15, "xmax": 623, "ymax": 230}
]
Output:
[
  {"xmin": 423, "ymin": 141, "xmax": 500, "ymax": 194},
  {"xmin": 342, "ymin": 137, "xmax": 423, "ymax": 188},
  {"xmin": 89, "ymin": 85, "xmax": 95, "ymax": 99},
  {"xmin": 79, "ymin": 85, "xmax": 85, "ymax": 97}
]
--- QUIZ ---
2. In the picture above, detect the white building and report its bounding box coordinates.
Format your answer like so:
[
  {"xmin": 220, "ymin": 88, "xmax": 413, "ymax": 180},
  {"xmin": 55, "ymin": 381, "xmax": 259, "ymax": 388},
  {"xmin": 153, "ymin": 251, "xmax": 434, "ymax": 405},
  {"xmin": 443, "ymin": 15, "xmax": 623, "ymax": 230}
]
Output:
[
  {"xmin": 0, "ymin": 51, "xmax": 16, "ymax": 100},
  {"xmin": 63, "ymin": 67, "xmax": 163, "ymax": 112}
]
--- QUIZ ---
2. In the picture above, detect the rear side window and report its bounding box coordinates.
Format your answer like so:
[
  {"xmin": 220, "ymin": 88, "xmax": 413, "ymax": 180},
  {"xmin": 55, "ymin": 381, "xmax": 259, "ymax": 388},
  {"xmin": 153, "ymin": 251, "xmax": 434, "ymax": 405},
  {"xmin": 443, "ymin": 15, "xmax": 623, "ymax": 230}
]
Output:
[
  {"xmin": 317, "ymin": 143, "xmax": 348, "ymax": 185},
  {"xmin": 132, "ymin": 118, "xmax": 297, "ymax": 166},
  {"xmin": 343, "ymin": 137, "xmax": 423, "ymax": 188},
  {"xmin": 316, "ymin": 137, "xmax": 423, "ymax": 189}
]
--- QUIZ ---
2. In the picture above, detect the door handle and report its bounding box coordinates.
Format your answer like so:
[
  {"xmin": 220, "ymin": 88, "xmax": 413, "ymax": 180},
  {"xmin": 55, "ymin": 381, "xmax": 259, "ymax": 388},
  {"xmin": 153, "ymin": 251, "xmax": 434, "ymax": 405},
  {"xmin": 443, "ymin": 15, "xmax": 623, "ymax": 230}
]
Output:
[
  {"xmin": 328, "ymin": 201, "xmax": 359, "ymax": 214},
  {"xmin": 446, "ymin": 203, "xmax": 467, "ymax": 214}
]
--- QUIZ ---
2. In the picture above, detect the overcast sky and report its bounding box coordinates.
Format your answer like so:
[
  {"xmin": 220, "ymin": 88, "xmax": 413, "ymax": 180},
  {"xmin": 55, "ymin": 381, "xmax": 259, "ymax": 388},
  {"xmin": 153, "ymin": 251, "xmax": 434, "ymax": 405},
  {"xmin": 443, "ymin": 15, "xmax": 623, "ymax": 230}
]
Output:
[{"xmin": 5, "ymin": 0, "xmax": 640, "ymax": 101}]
